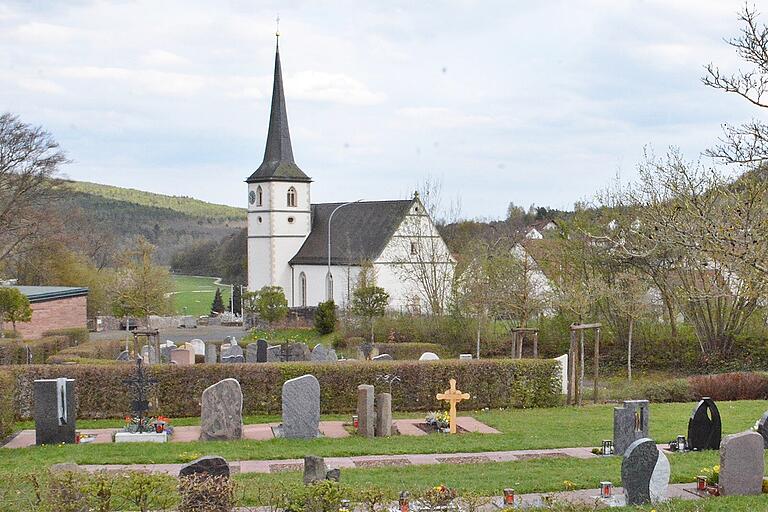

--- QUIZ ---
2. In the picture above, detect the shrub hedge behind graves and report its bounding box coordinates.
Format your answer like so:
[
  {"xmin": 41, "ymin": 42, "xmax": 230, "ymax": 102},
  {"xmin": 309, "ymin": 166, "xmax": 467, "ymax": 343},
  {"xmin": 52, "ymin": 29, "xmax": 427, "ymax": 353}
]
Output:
[
  {"xmin": 7, "ymin": 358, "xmax": 561, "ymax": 420},
  {"xmin": 373, "ymin": 342, "xmax": 449, "ymax": 360},
  {"xmin": 0, "ymin": 369, "xmax": 13, "ymax": 439},
  {"xmin": 688, "ymin": 372, "xmax": 768, "ymax": 401},
  {"xmin": 47, "ymin": 339, "xmax": 124, "ymax": 363}
]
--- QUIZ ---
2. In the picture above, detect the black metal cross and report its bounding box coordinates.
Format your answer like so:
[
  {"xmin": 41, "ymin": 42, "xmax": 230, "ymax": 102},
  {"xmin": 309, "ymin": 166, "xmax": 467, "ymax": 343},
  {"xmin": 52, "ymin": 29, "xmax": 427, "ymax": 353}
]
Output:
[{"xmin": 122, "ymin": 357, "xmax": 158, "ymax": 431}]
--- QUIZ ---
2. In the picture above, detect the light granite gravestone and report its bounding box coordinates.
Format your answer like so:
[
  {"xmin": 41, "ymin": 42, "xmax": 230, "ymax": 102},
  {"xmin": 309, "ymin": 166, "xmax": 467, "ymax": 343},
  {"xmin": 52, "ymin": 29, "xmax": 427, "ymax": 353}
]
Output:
[
  {"xmin": 687, "ymin": 397, "xmax": 721, "ymax": 451},
  {"xmin": 266, "ymin": 345, "xmax": 281, "ymax": 362},
  {"xmin": 555, "ymin": 354, "xmax": 569, "ymax": 395},
  {"xmin": 171, "ymin": 348, "xmax": 195, "ymax": 366},
  {"xmin": 303, "ymin": 455, "xmax": 340, "ymax": 484},
  {"xmin": 188, "ymin": 339, "xmax": 205, "ymax": 356},
  {"xmin": 375, "ymin": 392, "xmax": 392, "ymax": 437},
  {"xmin": 621, "ymin": 438, "xmax": 670, "ymax": 505},
  {"xmin": 357, "ymin": 384, "xmax": 375, "ymax": 438},
  {"xmin": 756, "ymin": 411, "xmax": 768, "ymax": 448},
  {"xmin": 160, "ymin": 341, "xmax": 176, "ymax": 363},
  {"xmin": 282, "ymin": 343, "xmax": 311, "ymax": 362},
  {"xmin": 179, "ymin": 456, "xmax": 230, "ymax": 478},
  {"xmin": 221, "ymin": 342, "xmax": 243, "ymax": 359},
  {"xmin": 327, "ymin": 348, "xmax": 338, "ymax": 361},
  {"xmin": 256, "ymin": 339, "xmax": 268, "ymax": 362},
  {"xmin": 200, "ymin": 378, "xmax": 243, "ymax": 441},
  {"xmin": 614, "ymin": 400, "xmax": 649, "ymax": 455},
  {"xmin": 279, "ymin": 374, "xmax": 320, "ymax": 439},
  {"xmin": 719, "ymin": 431, "xmax": 765, "ymax": 496},
  {"xmin": 372, "ymin": 354, "xmax": 393, "ymax": 361},
  {"xmin": 419, "ymin": 352, "xmax": 439, "ymax": 361},
  {"xmin": 34, "ymin": 378, "xmax": 76, "ymax": 445},
  {"xmin": 205, "ymin": 343, "xmax": 218, "ymax": 364},
  {"xmin": 246, "ymin": 343, "xmax": 259, "ymax": 363},
  {"xmin": 459, "ymin": 354, "xmax": 473, "ymax": 360},
  {"xmin": 311, "ymin": 344, "xmax": 330, "ymax": 362}
]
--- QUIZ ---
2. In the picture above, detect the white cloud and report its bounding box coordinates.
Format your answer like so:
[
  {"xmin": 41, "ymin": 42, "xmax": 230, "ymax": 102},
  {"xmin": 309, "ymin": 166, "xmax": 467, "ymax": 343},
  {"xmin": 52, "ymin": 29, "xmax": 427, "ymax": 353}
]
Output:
[
  {"xmin": 57, "ymin": 66, "xmax": 207, "ymax": 97},
  {"xmin": 141, "ymin": 49, "xmax": 189, "ymax": 68},
  {"xmin": 17, "ymin": 77, "xmax": 64, "ymax": 95},
  {"xmin": 396, "ymin": 107, "xmax": 494, "ymax": 129},
  {"xmin": 11, "ymin": 22, "xmax": 79, "ymax": 44},
  {"xmin": 287, "ymin": 71, "xmax": 385, "ymax": 106}
]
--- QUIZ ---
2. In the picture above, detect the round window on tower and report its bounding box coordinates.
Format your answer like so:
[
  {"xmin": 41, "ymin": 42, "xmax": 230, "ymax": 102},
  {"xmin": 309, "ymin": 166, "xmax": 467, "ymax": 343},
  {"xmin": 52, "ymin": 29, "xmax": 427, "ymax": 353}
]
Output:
[
  {"xmin": 258, "ymin": 216, "xmax": 263, "ymax": 223},
  {"xmin": 249, "ymin": 190, "xmax": 256, "ymax": 205},
  {"xmin": 288, "ymin": 217, "xmax": 295, "ymax": 224}
]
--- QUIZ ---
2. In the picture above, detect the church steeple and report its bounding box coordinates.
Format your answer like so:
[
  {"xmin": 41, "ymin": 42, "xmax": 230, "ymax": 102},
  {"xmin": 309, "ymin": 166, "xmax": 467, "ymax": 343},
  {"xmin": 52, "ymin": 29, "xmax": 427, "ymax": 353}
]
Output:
[{"xmin": 246, "ymin": 37, "xmax": 311, "ymax": 183}]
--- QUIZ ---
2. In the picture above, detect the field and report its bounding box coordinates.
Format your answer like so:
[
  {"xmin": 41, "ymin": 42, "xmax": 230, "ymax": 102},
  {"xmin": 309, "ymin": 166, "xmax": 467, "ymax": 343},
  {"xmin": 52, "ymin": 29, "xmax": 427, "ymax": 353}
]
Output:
[{"xmin": 170, "ymin": 274, "xmax": 232, "ymax": 316}]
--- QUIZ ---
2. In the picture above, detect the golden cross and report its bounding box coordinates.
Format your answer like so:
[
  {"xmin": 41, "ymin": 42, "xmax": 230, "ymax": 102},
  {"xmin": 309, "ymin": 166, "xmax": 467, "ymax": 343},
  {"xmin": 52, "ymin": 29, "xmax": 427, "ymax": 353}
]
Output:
[{"xmin": 436, "ymin": 379, "xmax": 470, "ymax": 434}]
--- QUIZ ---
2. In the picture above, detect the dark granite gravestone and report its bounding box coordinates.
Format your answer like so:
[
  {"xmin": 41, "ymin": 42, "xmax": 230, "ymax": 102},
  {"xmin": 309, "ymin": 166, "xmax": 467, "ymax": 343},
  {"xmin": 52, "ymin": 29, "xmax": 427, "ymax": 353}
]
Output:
[
  {"xmin": 278, "ymin": 374, "xmax": 320, "ymax": 439},
  {"xmin": 221, "ymin": 343, "xmax": 243, "ymax": 360},
  {"xmin": 719, "ymin": 431, "xmax": 765, "ymax": 496},
  {"xmin": 359, "ymin": 343, "xmax": 374, "ymax": 360},
  {"xmin": 614, "ymin": 400, "xmax": 649, "ymax": 455},
  {"xmin": 756, "ymin": 411, "xmax": 768, "ymax": 448},
  {"xmin": 621, "ymin": 438, "xmax": 670, "ymax": 505},
  {"xmin": 34, "ymin": 378, "xmax": 76, "ymax": 445},
  {"xmin": 311, "ymin": 344, "xmax": 330, "ymax": 361},
  {"xmin": 687, "ymin": 397, "xmax": 721, "ymax": 451},
  {"xmin": 179, "ymin": 456, "xmax": 230, "ymax": 478},
  {"xmin": 256, "ymin": 339, "xmax": 268, "ymax": 362}
]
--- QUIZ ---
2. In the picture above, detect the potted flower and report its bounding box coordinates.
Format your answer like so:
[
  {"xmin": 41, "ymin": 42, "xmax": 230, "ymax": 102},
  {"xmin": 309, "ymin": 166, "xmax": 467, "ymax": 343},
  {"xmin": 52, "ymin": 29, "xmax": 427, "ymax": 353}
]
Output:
[{"xmin": 426, "ymin": 411, "xmax": 450, "ymax": 433}]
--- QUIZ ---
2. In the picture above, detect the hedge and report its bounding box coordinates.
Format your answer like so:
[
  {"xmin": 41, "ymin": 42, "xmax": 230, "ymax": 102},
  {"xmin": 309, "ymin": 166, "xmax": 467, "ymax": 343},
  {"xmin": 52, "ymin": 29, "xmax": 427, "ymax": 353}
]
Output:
[
  {"xmin": 0, "ymin": 369, "xmax": 13, "ymax": 439},
  {"xmin": 0, "ymin": 328, "xmax": 90, "ymax": 365},
  {"xmin": 48, "ymin": 339, "xmax": 124, "ymax": 363},
  {"xmin": 7, "ymin": 359, "xmax": 562, "ymax": 420},
  {"xmin": 41, "ymin": 327, "xmax": 89, "ymax": 345}
]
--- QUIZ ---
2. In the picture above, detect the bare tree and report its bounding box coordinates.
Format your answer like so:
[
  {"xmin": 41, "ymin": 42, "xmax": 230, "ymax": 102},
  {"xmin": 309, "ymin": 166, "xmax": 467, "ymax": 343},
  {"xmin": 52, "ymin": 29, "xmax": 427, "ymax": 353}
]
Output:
[{"xmin": 0, "ymin": 113, "xmax": 67, "ymax": 269}]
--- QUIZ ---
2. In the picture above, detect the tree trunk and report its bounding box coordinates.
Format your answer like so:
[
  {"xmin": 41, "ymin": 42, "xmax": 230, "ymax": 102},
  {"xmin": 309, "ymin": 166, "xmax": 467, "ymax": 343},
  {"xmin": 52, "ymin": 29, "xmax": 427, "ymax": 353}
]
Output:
[
  {"xmin": 370, "ymin": 319, "xmax": 375, "ymax": 344},
  {"xmin": 627, "ymin": 318, "xmax": 633, "ymax": 382},
  {"xmin": 476, "ymin": 321, "xmax": 481, "ymax": 360}
]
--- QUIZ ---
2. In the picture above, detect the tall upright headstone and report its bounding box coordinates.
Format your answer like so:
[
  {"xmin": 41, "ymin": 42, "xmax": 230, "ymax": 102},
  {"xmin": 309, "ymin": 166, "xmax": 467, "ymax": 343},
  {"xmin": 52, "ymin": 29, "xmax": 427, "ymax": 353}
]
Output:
[
  {"xmin": 613, "ymin": 400, "xmax": 649, "ymax": 455},
  {"xmin": 200, "ymin": 379, "xmax": 243, "ymax": 441},
  {"xmin": 311, "ymin": 344, "xmax": 330, "ymax": 362},
  {"xmin": 280, "ymin": 375, "xmax": 320, "ymax": 439},
  {"xmin": 34, "ymin": 378, "xmax": 76, "ymax": 445},
  {"xmin": 687, "ymin": 397, "xmax": 721, "ymax": 451},
  {"xmin": 621, "ymin": 438, "xmax": 670, "ymax": 505},
  {"xmin": 256, "ymin": 339, "xmax": 268, "ymax": 362},
  {"xmin": 375, "ymin": 392, "xmax": 392, "ymax": 437},
  {"xmin": 246, "ymin": 343, "xmax": 259, "ymax": 363},
  {"xmin": 357, "ymin": 384, "xmax": 375, "ymax": 438},
  {"xmin": 205, "ymin": 343, "xmax": 218, "ymax": 364},
  {"xmin": 719, "ymin": 431, "xmax": 765, "ymax": 496}
]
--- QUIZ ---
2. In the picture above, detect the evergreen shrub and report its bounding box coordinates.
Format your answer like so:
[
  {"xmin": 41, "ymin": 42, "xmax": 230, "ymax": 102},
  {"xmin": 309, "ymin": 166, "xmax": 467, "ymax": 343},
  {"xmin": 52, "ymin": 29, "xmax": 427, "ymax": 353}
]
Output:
[{"xmin": 314, "ymin": 300, "xmax": 336, "ymax": 335}]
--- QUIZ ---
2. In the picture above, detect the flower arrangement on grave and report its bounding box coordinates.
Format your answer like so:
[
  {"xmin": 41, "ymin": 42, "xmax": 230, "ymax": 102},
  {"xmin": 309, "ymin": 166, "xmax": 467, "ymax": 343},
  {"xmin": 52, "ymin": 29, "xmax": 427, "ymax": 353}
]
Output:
[
  {"xmin": 75, "ymin": 432, "xmax": 96, "ymax": 444},
  {"xmin": 123, "ymin": 415, "xmax": 173, "ymax": 435},
  {"xmin": 425, "ymin": 411, "xmax": 450, "ymax": 432},
  {"xmin": 419, "ymin": 485, "xmax": 457, "ymax": 508},
  {"xmin": 699, "ymin": 464, "xmax": 720, "ymax": 485}
]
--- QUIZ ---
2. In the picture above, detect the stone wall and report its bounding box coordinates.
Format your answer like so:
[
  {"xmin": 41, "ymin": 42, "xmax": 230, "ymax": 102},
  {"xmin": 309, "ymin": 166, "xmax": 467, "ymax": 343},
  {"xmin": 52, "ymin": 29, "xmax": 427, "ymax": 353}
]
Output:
[{"xmin": 15, "ymin": 296, "xmax": 87, "ymax": 340}]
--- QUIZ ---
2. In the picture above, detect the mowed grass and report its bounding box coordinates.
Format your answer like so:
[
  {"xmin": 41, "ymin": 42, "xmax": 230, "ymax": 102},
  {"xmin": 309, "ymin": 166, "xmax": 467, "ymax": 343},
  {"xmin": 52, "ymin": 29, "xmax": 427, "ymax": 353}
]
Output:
[
  {"xmin": 170, "ymin": 274, "xmax": 232, "ymax": 316},
  {"xmin": 6, "ymin": 401, "xmax": 768, "ymax": 468}
]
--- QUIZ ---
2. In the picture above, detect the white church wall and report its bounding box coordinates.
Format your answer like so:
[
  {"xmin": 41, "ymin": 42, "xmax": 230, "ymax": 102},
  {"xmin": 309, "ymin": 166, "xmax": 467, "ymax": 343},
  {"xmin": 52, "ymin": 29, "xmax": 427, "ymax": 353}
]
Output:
[{"xmin": 290, "ymin": 264, "xmax": 360, "ymax": 308}]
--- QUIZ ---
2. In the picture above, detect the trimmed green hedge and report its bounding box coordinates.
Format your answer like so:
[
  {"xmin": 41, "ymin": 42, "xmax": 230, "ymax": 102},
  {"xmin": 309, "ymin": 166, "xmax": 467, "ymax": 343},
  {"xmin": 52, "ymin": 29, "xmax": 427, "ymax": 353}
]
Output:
[
  {"xmin": 0, "ymin": 329, "xmax": 90, "ymax": 365},
  {"xmin": 0, "ymin": 369, "xmax": 13, "ymax": 439},
  {"xmin": 7, "ymin": 359, "xmax": 561, "ymax": 420},
  {"xmin": 41, "ymin": 327, "xmax": 89, "ymax": 345},
  {"xmin": 48, "ymin": 339, "xmax": 124, "ymax": 363}
]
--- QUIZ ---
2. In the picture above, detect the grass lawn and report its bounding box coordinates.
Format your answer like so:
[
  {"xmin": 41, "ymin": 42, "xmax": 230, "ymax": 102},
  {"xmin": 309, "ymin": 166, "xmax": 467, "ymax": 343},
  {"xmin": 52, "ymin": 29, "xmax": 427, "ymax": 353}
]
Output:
[
  {"xmin": 170, "ymin": 274, "xmax": 232, "ymax": 316},
  {"xmin": 244, "ymin": 327, "xmax": 338, "ymax": 347}
]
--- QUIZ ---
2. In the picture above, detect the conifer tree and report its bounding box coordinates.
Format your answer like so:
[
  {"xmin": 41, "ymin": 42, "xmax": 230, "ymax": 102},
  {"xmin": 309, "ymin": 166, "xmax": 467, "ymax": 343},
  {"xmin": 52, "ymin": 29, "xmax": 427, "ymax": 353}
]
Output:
[{"xmin": 211, "ymin": 288, "xmax": 225, "ymax": 315}]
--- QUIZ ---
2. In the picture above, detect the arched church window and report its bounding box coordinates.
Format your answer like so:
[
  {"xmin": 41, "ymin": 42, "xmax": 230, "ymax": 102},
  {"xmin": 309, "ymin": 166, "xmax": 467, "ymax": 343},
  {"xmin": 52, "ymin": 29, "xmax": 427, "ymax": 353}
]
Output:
[
  {"xmin": 287, "ymin": 186, "xmax": 297, "ymax": 207},
  {"xmin": 300, "ymin": 272, "xmax": 307, "ymax": 307},
  {"xmin": 256, "ymin": 185, "xmax": 263, "ymax": 206}
]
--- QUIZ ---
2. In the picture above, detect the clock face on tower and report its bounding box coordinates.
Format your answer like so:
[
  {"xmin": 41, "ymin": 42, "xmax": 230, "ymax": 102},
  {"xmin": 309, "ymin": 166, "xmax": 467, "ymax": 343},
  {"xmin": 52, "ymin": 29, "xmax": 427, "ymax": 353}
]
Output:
[{"xmin": 249, "ymin": 190, "xmax": 256, "ymax": 205}]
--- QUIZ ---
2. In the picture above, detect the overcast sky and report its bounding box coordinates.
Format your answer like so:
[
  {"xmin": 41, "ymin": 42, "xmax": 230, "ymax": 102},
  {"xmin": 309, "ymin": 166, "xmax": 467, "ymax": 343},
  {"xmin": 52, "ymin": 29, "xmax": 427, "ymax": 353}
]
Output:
[{"xmin": 0, "ymin": 0, "xmax": 760, "ymax": 219}]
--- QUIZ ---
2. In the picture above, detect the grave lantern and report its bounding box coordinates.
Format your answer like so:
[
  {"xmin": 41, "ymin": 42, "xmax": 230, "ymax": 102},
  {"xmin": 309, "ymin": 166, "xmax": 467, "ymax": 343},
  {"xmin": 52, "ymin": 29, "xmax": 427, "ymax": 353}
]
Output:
[
  {"xmin": 696, "ymin": 475, "xmax": 707, "ymax": 491},
  {"xmin": 599, "ymin": 481, "xmax": 613, "ymax": 499},
  {"xmin": 601, "ymin": 440, "xmax": 614, "ymax": 456},
  {"xmin": 399, "ymin": 491, "xmax": 410, "ymax": 512},
  {"xmin": 676, "ymin": 435, "xmax": 687, "ymax": 451},
  {"xmin": 352, "ymin": 415, "xmax": 359, "ymax": 429},
  {"xmin": 502, "ymin": 488, "xmax": 515, "ymax": 506},
  {"xmin": 340, "ymin": 499, "xmax": 351, "ymax": 512}
]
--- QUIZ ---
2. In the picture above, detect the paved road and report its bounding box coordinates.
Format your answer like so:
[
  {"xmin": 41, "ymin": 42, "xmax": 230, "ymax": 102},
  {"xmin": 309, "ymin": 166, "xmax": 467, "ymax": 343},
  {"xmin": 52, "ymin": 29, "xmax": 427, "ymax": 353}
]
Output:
[{"xmin": 91, "ymin": 325, "xmax": 249, "ymax": 344}]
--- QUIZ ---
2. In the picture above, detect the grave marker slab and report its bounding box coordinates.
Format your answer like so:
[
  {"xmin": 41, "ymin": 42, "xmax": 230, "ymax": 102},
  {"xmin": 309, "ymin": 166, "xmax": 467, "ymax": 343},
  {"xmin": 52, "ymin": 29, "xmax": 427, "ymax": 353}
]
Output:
[
  {"xmin": 357, "ymin": 385, "xmax": 375, "ymax": 438},
  {"xmin": 188, "ymin": 339, "xmax": 205, "ymax": 356},
  {"xmin": 311, "ymin": 343, "xmax": 330, "ymax": 362},
  {"xmin": 687, "ymin": 397, "xmax": 721, "ymax": 451},
  {"xmin": 171, "ymin": 348, "xmax": 195, "ymax": 366},
  {"xmin": 375, "ymin": 392, "xmax": 392, "ymax": 437},
  {"xmin": 34, "ymin": 378, "xmax": 76, "ymax": 445},
  {"xmin": 116, "ymin": 350, "xmax": 130, "ymax": 361},
  {"xmin": 179, "ymin": 456, "xmax": 230, "ymax": 478},
  {"xmin": 280, "ymin": 374, "xmax": 320, "ymax": 439},
  {"xmin": 200, "ymin": 378, "xmax": 243, "ymax": 441},
  {"xmin": 719, "ymin": 431, "xmax": 764, "ymax": 496},
  {"xmin": 614, "ymin": 400, "xmax": 649, "ymax": 455},
  {"xmin": 266, "ymin": 345, "xmax": 281, "ymax": 362},
  {"xmin": 246, "ymin": 343, "xmax": 259, "ymax": 363},
  {"xmin": 256, "ymin": 339, "xmax": 268, "ymax": 362},
  {"xmin": 621, "ymin": 438, "xmax": 669, "ymax": 505},
  {"xmin": 419, "ymin": 352, "xmax": 440, "ymax": 361},
  {"xmin": 205, "ymin": 343, "xmax": 218, "ymax": 364}
]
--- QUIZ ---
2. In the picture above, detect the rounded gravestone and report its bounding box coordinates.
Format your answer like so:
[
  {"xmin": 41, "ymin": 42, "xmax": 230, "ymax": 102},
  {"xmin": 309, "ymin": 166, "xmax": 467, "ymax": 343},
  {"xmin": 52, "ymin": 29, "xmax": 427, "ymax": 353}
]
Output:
[
  {"xmin": 280, "ymin": 374, "xmax": 320, "ymax": 439},
  {"xmin": 620, "ymin": 438, "xmax": 669, "ymax": 505},
  {"xmin": 199, "ymin": 378, "xmax": 243, "ymax": 441},
  {"xmin": 687, "ymin": 397, "xmax": 721, "ymax": 450},
  {"xmin": 419, "ymin": 352, "xmax": 439, "ymax": 361},
  {"xmin": 719, "ymin": 431, "xmax": 765, "ymax": 496}
]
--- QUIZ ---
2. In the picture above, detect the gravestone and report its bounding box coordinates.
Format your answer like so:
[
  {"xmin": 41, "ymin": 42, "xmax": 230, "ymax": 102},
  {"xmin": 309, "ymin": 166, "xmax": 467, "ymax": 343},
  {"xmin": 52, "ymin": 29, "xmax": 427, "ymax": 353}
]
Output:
[
  {"xmin": 459, "ymin": 354, "xmax": 472, "ymax": 360},
  {"xmin": 357, "ymin": 384, "xmax": 375, "ymax": 438},
  {"xmin": 303, "ymin": 455, "xmax": 327, "ymax": 484},
  {"xmin": 256, "ymin": 339, "xmax": 268, "ymax": 362},
  {"xmin": 372, "ymin": 354, "xmax": 393, "ymax": 361},
  {"xmin": 282, "ymin": 343, "xmax": 311, "ymax": 362},
  {"xmin": 160, "ymin": 341, "xmax": 176, "ymax": 363},
  {"xmin": 358, "ymin": 343, "xmax": 377, "ymax": 360},
  {"xmin": 719, "ymin": 431, "xmax": 765, "ymax": 496},
  {"xmin": 116, "ymin": 350, "xmax": 130, "ymax": 361},
  {"xmin": 34, "ymin": 378, "xmax": 76, "ymax": 445},
  {"xmin": 188, "ymin": 339, "xmax": 205, "ymax": 356},
  {"xmin": 179, "ymin": 456, "xmax": 230, "ymax": 478},
  {"xmin": 375, "ymin": 392, "xmax": 392, "ymax": 437},
  {"xmin": 245, "ymin": 343, "xmax": 259, "ymax": 363},
  {"xmin": 311, "ymin": 344, "xmax": 330, "ymax": 362},
  {"xmin": 222, "ymin": 355, "xmax": 244, "ymax": 363},
  {"xmin": 200, "ymin": 379, "xmax": 243, "ymax": 441},
  {"xmin": 221, "ymin": 343, "xmax": 243, "ymax": 359},
  {"xmin": 266, "ymin": 345, "xmax": 281, "ymax": 362},
  {"xmin": 756, "ymin": 411, "xmax": 768, "ymax": 448},
  {"xmin": 279, "ymin": 374, "xmax": 320, "ymax": 439},
  {"xmin": 205, "ymin": 343, "xmax": 218, "ymax": 364},
  {"xmin": 171, "ymin": 348, "xmax": 195, "ymax": 366},
  {"xmin": 687, "ymin": 397, "xmax": 721, "ymax": 451},
  {"xmin": 614, "ymin": 400, "xmax": 650, "ymax": 455},
  {"xmin": 419, "ymin": 352, "xmax": 439, "ymax": 361},
  {"xmin": 621, "ymin": 438, "xmax": 670, "ymax": 505},
  {"xmin": 327, "ymin": 348, "xmax": 338, "ymax": 361},
  {"xmin": 555, "ymin": 354, "xmax": 569, "ymax": 395}
]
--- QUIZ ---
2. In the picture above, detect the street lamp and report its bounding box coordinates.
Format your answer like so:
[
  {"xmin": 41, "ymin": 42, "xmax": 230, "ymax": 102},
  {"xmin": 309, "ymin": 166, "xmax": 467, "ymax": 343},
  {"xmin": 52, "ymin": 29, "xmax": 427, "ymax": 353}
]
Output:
[{"xmin": 327, "ymin": 199, "xmax": 363, "ymax": 300}]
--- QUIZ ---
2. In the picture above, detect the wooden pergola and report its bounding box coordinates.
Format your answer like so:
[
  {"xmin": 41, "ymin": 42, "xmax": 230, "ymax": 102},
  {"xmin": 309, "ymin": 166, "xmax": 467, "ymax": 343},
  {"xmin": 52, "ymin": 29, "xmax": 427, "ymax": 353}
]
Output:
[
  {"xmin": 510, "ymin": 327, "xmax": 539, "ymax": 359},
  {"xmin": 567, "ymin": 322, "xmax": 602, "ymax": 406}
]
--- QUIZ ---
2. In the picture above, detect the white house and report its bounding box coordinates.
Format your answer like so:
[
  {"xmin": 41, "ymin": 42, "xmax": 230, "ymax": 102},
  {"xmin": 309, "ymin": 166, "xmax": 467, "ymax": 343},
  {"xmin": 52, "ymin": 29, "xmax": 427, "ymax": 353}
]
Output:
[{"xmin": 246, "ymin": 40, "xmax": 454, "ymax": 310}]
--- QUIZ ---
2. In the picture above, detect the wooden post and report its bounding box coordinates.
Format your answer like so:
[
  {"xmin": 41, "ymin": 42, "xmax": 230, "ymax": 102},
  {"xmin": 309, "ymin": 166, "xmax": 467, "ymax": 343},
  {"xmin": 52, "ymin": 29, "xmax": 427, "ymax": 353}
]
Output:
[
  {"xmin": 517, "ymin": 333, "xmax": 523, "ymax": 359},
  {"xmin": 568, "ymin": 329, "xmax": 577, "ymax": 405},
  {"xmin": 533, "ymin": 331, "xmax": 539, "ymax": 358},
  {"xmin": 593, "ymin": 328, "xmax": 600, "ymax": 404},
  {"xmin": 579, "ymin": 330, "xmax": 585, "ymax": 388}
]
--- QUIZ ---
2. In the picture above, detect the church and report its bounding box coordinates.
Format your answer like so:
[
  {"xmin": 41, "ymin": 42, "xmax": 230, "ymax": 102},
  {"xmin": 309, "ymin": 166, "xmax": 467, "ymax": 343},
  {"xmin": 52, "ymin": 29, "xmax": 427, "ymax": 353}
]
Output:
[{"xmin": 246, "ymin": 40, "xmax": 454, "ymax": 311}]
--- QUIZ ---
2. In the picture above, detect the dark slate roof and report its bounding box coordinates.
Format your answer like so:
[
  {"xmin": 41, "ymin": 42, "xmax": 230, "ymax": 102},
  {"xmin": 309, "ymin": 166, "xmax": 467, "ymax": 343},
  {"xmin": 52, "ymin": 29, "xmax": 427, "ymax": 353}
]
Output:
[
  {"xmin": 12, "ymin": 286, "xmax": 89, "ymax": 303},
  {"xmin": 246, "ymin": 42, "xmax": 311, "ymax": 184},
  {"xmin": 290, "ymin": 200, "xmax": 414, "ymax": 265}
]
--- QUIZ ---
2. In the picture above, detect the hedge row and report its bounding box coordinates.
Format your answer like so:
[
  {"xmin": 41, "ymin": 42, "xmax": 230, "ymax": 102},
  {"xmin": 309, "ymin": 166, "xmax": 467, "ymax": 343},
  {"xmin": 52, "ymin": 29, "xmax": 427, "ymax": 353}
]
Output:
[
  {"xmin": 48, "ymin": 339, "xmax": 125, "ymax": 364},
  {"xmin": 7, "ymin": 359, "xmax": 561, "ymax": 420},
  {"xmin": 0, "ymin": 369, "xmax": 13, "ymax": 439},
  {"xmin": 0, "ymin": 328, "xmax": 90, "ymax": 365}
]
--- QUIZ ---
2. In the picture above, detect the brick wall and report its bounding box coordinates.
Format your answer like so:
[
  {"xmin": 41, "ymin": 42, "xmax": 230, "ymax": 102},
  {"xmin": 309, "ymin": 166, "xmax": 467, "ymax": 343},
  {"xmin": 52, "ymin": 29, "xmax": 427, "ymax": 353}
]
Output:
[{"xmin": 14, "ymin": 296, "xmax": 87, "ymax": 339}]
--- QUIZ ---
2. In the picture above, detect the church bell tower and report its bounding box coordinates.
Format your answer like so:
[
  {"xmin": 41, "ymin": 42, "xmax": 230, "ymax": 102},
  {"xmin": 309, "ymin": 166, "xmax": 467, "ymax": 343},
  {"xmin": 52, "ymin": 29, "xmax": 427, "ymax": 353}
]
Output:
[{"xmin": 246, "ymin": 36, "xmax": 312, "ymax": 294}]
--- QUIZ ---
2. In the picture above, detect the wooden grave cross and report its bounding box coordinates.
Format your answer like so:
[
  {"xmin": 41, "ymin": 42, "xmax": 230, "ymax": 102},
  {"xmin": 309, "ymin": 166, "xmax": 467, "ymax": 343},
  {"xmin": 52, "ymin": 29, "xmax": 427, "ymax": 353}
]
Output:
[{"xmin": 436, "ymin": 379, "xmax": 471, "ymax": 434}]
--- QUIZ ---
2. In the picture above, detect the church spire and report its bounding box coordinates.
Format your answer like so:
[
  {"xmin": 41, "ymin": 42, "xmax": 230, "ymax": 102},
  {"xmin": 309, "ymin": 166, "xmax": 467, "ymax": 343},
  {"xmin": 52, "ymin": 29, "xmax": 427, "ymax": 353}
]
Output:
[{"xmin": 246, "ymin": 34, "xmax": 310, "ymax": 183}]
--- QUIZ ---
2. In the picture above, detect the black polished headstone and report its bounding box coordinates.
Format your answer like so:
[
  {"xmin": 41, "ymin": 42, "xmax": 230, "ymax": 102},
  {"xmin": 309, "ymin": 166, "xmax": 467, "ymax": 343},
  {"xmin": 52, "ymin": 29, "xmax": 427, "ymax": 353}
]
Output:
[
  {"xmin": 179, "ymin": 456, "xmax": 230, "ymax": 478},
  {"xmin": 687, "ymin": 397, "xmax": 721, "ymax": 450},
  {"xmin": 256, "ymin": 339, "xmax": 268, "ymax": 363},
  {"xmin": 34, "ymin": 378, "xmax": 76, "ymax": 445}
]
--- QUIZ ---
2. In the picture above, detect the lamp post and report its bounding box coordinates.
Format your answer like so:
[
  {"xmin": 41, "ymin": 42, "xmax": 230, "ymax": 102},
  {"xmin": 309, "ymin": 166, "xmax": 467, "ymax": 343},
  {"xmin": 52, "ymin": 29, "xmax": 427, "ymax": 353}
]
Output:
[{"xmin": 327, "ymin": 200, "xmax": 363, "ymax": 301}]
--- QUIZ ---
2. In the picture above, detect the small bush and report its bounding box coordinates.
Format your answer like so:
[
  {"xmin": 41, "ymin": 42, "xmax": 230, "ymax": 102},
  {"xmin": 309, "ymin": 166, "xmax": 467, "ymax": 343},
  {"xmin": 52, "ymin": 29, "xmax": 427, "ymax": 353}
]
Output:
[
  {"xmin": 314, "ymin": 300, "xmax": 337, "ymax": 335},
  {"xmin": 688, "ymin": 372, "xmax": 768, "ymax": 401},
  {"xmin": 637, "ymin": 378, "xmax": 693, "ymax": 403},
  {"xmin": 178, "ymin": 475, "xmax": 236, "ymax": 512}
]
